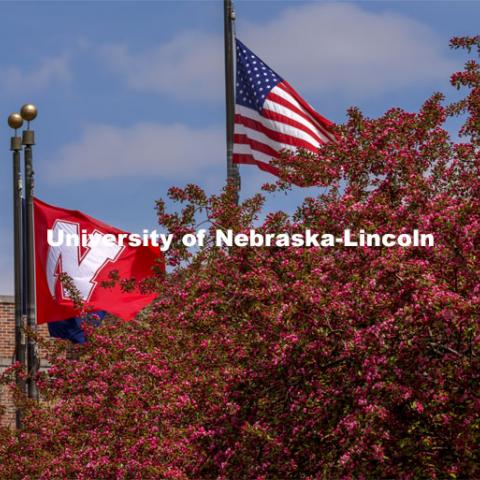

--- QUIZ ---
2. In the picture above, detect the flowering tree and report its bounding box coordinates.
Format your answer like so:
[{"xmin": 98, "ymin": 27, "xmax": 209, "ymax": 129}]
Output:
[{"xmin": 1, "ymin": 36, "xmax": 479, "ymax": 479}]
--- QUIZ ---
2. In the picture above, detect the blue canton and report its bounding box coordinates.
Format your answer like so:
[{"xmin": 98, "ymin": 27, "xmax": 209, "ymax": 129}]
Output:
[{"xmin": 236, "ymin": 39, "xmax": 283, "ymax": 112}]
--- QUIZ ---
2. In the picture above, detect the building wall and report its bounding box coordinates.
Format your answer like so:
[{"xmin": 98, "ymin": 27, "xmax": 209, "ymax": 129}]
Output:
[{"xmin": 0, "ymin": 295, "xmax": 50, "ymax": 428}]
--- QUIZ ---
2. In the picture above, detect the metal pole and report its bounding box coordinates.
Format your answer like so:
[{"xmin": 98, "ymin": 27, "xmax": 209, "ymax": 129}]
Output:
[
  {"xmin": 224, "ymin": 0, "xmax": 240, "ymax": 203},
  {"xmin": 8, "ymin": 113, "xmax": 26, "ymax": 428},
  {"xmin": 20, "ymin": 104, "xmax": 39, "ymax": 401}
]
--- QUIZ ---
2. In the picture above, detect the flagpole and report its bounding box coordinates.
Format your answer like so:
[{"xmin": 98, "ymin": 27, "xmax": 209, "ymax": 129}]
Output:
[
  {"xmin": 21, "ymin": 104, "xmax": 39, "ymax": 401},
  {"xmin": 8, "ymin": 113, "xmax": 27, "ymax": 428},
  {"xmin": 224, "ymin": 0, "xmax": 240, "ymax": 204}
]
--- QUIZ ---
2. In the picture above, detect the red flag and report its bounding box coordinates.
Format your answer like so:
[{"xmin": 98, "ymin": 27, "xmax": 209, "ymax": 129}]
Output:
[{"xmin": 34, "ymin": 197, "xmax": 163, "ymax": 325}]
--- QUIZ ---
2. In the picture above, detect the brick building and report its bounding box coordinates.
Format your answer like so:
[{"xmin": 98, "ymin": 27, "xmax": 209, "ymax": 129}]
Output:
[{"xmin": 0, "ymin": 295, "xmax": 50, "ymax": 428}]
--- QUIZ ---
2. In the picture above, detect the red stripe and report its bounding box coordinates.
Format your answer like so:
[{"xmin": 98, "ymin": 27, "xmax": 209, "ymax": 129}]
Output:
[
  {"xmin": 234, "ymin": 133, "xmax": 279, "ymax": 158},
  {"xmin": 235, "ymin": 114, "xmax": 318, "ymax": 152},
  {"xmin": 277, "ymin": 82, "xmax": 336, "ymax": 142},
  {"xmin": 268, "ymin": 82, "xmax": 335, "ymax": 141},
  {"xmin": 233, "ymin": 153, "xmax": 281, "ymax": 177},
  {"xmin": 279, "ymin": 82, "xmax": 334, "ymax": 128},
  {"xmin": 266, "ymin": 91, "xmax": 331, "ymax": 140},
  {"xmin": 261, "ymin": 108, "xmax": 323, "ymax": 145}
]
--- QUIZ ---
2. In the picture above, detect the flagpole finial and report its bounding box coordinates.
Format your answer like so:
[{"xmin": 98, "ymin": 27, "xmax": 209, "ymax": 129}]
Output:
[
  {"xmin": 8, "ymin": 113, "xmax": 23, "ymax": 130},
  {"xmin": 20, "ymin": 104, "xmax": 38, "ymax": 122}
]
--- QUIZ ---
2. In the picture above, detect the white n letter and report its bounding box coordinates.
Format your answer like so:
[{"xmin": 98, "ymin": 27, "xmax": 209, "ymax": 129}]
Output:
[{"xmin": 47, "ymin": 221, "xmax": 124, "ymax": 300}]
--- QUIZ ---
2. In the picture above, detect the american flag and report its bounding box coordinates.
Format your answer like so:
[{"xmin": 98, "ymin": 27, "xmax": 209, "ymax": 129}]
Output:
[{"xmin": 233, "ymin": 39, "xmax": 335, "ymax": 177}]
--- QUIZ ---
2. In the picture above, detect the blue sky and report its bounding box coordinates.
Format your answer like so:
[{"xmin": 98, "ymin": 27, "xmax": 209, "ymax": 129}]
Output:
[{"xmin": 0, "ymin": 0, "xmax": 479, "ymax": 294}]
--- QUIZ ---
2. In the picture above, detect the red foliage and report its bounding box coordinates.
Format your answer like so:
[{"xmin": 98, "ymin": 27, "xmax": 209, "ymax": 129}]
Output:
[{"xmin": 1, "ymin": 36, "xmax": 479, "ymax": 479}]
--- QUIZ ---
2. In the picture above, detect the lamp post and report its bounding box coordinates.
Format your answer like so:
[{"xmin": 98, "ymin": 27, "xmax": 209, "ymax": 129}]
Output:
[
  {"xmin": 20, "ymin": 104, "xmax": 39, "ymax": 401},
  {"xmin": 8, "ymin": 112, "xmax": 26, "ymax": 427}
]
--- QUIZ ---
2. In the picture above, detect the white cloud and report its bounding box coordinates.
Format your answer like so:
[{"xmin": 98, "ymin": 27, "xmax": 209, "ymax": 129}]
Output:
[
  {"xmin": 101, "ymin": 3, "xmax": 456, "ymax": 99},
  {"xmin": 47, "ymin": 123, "xmax": 224, "ymax": 181},
  {"xmin": 0, "ymin": 53, "xmax": 72, "ymax": 92},
  {"xmin": 101, "ymin": 31, "xmax": 224, "ymax": 100},
  {"xmin": 241, "ymin": 3, "xmax": 456, "ymax": 96}
]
